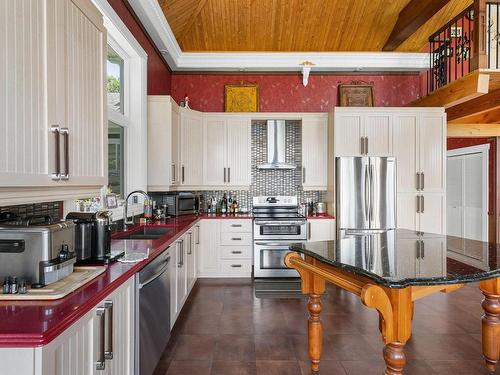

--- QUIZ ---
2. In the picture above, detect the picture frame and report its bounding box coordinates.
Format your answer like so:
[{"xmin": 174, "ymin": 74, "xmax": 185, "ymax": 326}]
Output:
[
  {"xmin": 338, "ymin": 83, "xmax": 374, "ymax": 107},
  {"xmin": 224, "ymin": 84, "xmax": 259, "ymax": 112},
  {"xmin": 105, "ymin": 194, "xmax": 118, "ymax": 209}
]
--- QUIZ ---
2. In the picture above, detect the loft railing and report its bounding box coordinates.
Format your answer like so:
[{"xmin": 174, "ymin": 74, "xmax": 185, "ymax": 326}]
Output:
[{"xmin": 426, "ymin": 1, "xmax": 500, "ymax": 95}]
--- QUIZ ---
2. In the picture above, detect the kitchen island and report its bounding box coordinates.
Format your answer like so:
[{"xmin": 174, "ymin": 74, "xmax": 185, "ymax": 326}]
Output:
[{"xmin": 286, "ymin": 229, "xmax": 500, "ymax": 375}]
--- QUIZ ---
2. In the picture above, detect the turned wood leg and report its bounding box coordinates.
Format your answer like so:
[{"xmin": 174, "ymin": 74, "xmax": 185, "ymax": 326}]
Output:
[
  {"xmin": 480, "ymin": 279, "xmax": 500, "ymax": 372},
  {"xmin": 308, "ymin": 293, "xmax": 323, "ymax": 372},
  {"xmin": 383, "ymin": 342, "xmax": 406, "ymax": 375}
]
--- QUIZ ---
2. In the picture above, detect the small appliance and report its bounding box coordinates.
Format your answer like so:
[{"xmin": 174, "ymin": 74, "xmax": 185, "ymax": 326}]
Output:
[
  {"xmin": 0, "ymin": 220, "xmax": 76, "ymax": 286},
  {"xmin": 163, "ymin": 192, "xmax": 200, "ymax": 216}
]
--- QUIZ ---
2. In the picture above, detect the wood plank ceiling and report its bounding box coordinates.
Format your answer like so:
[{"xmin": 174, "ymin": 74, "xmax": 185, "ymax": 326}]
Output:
[{"xmin": 159, "ymin": 0, "xmax": 472, "ymax": 52}]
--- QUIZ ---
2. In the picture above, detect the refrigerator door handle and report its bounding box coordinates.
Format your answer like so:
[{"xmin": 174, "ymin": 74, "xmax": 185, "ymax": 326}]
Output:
[
  {"xmin": 369, "ymin": 163, "xmax": 375, "ymax": 224},
  {"xmin": 364, "ymin": 164, "xmax": 370, "ymax": 222}
]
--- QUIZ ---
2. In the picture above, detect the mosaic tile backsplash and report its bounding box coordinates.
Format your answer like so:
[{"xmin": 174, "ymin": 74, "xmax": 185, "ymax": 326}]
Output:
[
  {"xmin": 0, "ymin": 202, "xmax": 63, "ymax": 222},
  {"xmin": 197, "ymin": 120, "xmax": 326, "ymax": 211}
]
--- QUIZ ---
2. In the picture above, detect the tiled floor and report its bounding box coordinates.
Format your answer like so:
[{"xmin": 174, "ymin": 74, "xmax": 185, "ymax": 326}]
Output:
[{"xmin": 153, "ymin": 279, "xmax": 500, "ymax": 375}]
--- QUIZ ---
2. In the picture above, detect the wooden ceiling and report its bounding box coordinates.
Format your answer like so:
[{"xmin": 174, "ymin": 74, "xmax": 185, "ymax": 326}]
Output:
[{"xmin": 159, "ymin": 0, "xmax": 472, "ymax": 52}]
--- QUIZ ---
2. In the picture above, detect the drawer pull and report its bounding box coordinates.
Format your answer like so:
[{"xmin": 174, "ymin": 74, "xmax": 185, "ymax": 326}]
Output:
[
  {"xmin": 231, "ymin": 224, "xmax": 242, "ymax": 227},
  {"xmin": 231, "ymin": 264, "xmax": 242, "ymax": 268},
  {"xmin": 231, "ymin": 251, "xmax": 242, "ymax": 254},
  {"xmin": 231, "ymin": 237, "xmax": 242, "ymax": 241}
]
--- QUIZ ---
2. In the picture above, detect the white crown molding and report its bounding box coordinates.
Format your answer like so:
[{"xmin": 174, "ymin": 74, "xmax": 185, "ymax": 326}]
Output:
[{"xmin": 130, "ymin": 0, "xmax": 430, "ymax": 72}]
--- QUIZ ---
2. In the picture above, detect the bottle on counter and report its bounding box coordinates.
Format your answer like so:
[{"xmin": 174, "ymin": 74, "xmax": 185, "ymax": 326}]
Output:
[
  {"xmin": 144, "ymin": 199, "xmax": 152, "ymax": 219},
  {"xmin": 221, "ymin": 193, "xmax": 228, "ymax": 214},
  {"xmin": 228, "ymin": 193, "xmax": 234, "ymax": 214},
  {"xmin": 2, "ymin": 277, "xmax": 10, "ymax": 294},
  {"xmin": 233, "ymin": 195, "xmax": 239, "ymax": 214}
]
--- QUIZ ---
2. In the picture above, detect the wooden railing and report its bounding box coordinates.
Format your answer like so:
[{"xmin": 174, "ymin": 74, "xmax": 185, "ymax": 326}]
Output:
[{"xmin": 426, "ymin": 0, "xmax": 500, "ymax": 95}]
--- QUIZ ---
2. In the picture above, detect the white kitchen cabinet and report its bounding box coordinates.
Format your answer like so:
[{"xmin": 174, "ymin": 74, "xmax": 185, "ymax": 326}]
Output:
[
  {"xmin": 397, "ymin": 193, "xmax": 446, "ymax": 235},
  {"xmin": 308, "ymin": 219, "xmax": 336, "ymax": 241},
  {"xmin": 197, "ymin": 219, "xmax": 220, "ymax": 276},
  {"xmin": 392, "ymin": 114, "xmax": 418, "ymax": 193},
  {"xmin": 203, "ymin": 116, "xmax": 251, "ymax": 188},
  {"xmin": 180, "ymin": 108, "xmax": 204, "ymax": 187},
  {"xmin": 147, "ymin": 96, "xmax": 177, "ymax": 191},
  {"xmin": 302, "ymin": 117, "xmax": 328, "ymax": 190},
  {"xmin": 186, "ymin": 229, "xmax": 197, "ymax": 293},
  {"xmin": 0, "ymin": 277, "xmax": 135, "ymax": 375},
  {"xmin": 171, "ymin": 104, "xmax": 181, "ymax": 185},
  {"xmin": 171, "ymin": 235, "xmax": 188, "ymax": 325},
  {"xmin": 418, "ymin": 113, "xmax": 446, "ymax": 192},
  {"xmin": 0, "ymin": 0, "xmax": 106, "ymax": 205},
  {"xmin": 333, "ymin": 109, "xmax": 392, "ymax": 157},
  {"xmin": 397, "ymin": 193, "xmax": 418, "ymax": 231}
]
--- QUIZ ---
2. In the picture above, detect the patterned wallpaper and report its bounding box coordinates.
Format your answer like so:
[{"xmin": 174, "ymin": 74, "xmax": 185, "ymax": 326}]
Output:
[{"xmin": 171, "ymin": 73, "xmax": 421, "ymax": 112}]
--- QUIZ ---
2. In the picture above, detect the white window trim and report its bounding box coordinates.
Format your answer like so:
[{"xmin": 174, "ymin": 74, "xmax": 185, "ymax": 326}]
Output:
[{"xmin": 92, "ymin": 0, "xmax": 148, "ymax": 201}]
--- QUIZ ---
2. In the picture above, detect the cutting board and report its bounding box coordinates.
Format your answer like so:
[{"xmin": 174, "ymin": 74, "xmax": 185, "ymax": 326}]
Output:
[{"xmin": 0, "ymin": 266, "xmax": 107, "ymax": 301}]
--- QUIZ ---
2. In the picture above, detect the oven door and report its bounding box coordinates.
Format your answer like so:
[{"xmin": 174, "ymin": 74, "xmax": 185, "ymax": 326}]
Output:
[
  {"xmin": 253, "ymin": 219, "xmax": 307, "ymax": 241},
  {"xmin": 253, "ymin": 241, "xmax": 300, "ymax": 278}
]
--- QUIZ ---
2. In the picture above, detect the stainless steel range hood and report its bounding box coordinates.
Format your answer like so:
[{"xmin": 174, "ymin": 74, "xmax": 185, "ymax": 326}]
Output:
[{"xmin": 257, "ymin": 120, "xmax": 296, "ymax": 170}]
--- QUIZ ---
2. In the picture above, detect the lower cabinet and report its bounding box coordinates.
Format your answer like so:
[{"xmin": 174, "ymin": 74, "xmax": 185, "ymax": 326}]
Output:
[
  {"xmin": 0, "ymin": 277, "xmax": 135, "ymax": 375},
  {"xmin": 307, "ymin": 219, "xmax": 336, "ymax": 241},
  {"xmin": 198, "ymin": 219, "xmax": 253, "ymax": 278},
  {"xmin": 397, "ymin": 193, "xmax": 445, "ymax": 235}
]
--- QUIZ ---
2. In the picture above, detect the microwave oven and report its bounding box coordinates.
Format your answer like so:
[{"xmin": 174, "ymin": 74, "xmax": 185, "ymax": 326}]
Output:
[{"xmin": 164, "ymin": 193, "xmax": 200, "ymax": 216}]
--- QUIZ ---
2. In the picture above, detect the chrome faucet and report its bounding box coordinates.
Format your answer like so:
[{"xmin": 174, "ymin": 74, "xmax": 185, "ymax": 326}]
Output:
[{"xmin": 124, "ymin": 190, "xmax": 151, "ymax": 231}]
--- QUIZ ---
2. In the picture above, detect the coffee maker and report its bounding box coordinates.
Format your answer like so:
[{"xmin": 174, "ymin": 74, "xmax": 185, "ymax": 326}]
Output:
[{"xmin": 66, "ymin": 211, "xmax": 116, "ymax": 263}]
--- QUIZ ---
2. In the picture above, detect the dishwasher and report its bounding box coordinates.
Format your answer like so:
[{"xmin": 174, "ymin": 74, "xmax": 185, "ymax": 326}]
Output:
[{"xmin": 136, "ymin": 249, "xmax": 171, "ymax": 375}]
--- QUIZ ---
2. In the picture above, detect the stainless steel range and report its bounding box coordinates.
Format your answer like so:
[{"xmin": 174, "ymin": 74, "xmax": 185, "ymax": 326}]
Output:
[{"xmin": 253, "ymin": 196, "xmax": 307, "ymax": 278}]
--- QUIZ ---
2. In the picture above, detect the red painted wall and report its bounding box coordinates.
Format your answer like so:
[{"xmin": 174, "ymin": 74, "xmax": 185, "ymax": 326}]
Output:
[
  {"xmin": 107, "ymin": 0, "xmax": 171, "ymax": 95},
  {"xmin": 171, "ymin": 73, "xmax": 421, "ymax": 112},
  {"xmin": 447, "ymin": 138, "xmax": 496, "ymax": 214}
]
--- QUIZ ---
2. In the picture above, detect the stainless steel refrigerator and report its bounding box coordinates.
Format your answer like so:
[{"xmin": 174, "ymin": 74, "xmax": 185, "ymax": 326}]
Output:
[{"xmin": 336, "ymin": 156, "xmax": 396, "ymax": 236}]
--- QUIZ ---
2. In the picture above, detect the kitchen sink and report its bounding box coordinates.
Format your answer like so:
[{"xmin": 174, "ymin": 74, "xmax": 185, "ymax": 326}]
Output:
[{"xmin": 116, "ymin": 227, "xmax": 174, "ymax": 240}]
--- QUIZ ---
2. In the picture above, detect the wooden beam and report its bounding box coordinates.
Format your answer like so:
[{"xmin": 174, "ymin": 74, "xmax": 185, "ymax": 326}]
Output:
[
  {"xmin": 447, "ymin": 88, "xmax": 500, "ymax": 121},
  {"xmin": 447, "ymin": 123, "xmax": 500, "ymax": 137},
  {"xmin": 450, "ymin": 107, "xmax": 500, "ymax": 124},
  {"xmin": 410, "ymin": 71, "xmax": 490, "ymax": 108},
  {"xmin": 383, "ymin": 0, "xmax": 452, "ymax": 51}
]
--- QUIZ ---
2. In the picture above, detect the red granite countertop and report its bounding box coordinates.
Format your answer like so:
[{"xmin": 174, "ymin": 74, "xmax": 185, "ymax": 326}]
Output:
[{"xmin": 0, "ymin": 215, "xmax": 202, "ymax": 347}]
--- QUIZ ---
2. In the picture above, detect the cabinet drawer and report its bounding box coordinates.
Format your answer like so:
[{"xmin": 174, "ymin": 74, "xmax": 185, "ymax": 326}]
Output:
[
  {"xmin": 219, "ymin": 259, "xmax": 252, "ymax": 276},
  {"xmin": 219, "ymin": 246, "xmax": 252, "ymax": 259},
  {"xmin": 221, "ymin": 220, "xmax": 252, "ymax": 233},
  {"xmin": 220, "ymin": 232, "xmax": 253, "ymax": 246}
]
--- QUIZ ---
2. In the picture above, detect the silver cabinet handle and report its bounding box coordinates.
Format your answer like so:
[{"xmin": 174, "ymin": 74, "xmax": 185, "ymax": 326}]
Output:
[
  {"xmin": 421, "ymin": 240, "xmax": 425, "ymax": 258},
  {"xmin": 172, "ymin": 164, "xmax": 176, "ymax": 184},
  {"xmin": 51, "ymin": 125, "xmax": 61, "ymax": 180},
  {"xmin": 177, "ymin": 240, "xmax": 183, "ymax": 267},
  {"xmin": 365, "ymin": 137, "xmax": 368, "ymax": 155},
  {"xmin": 231, "ymin": 224, "xmax": 242, "ymax": 228},
  {"xmin": 360, "ymin": 137, "xmax": 364, "ymax": 155},
  {"xmin": 188, "ymin": 232, "xmax": 192, "ymax": 254},
  {"xmin": 307, "ymin": 221, "xmax": 311, "ymax": 240},
  {"xmin": 231, "ymin": 237, "xmax": 242, "ymax": 241},
  {"xmin": 60, "ymin": 128, "xmax": 69, "ymax": 180},
  {"xmin": 231, "ymin": 264, "xmax": 242, "ymax": 268},
  {"xmin": 231, "ymin": 250, "xmax": 242, "ymax": 254},
  {"xmin": 182, "ymin": 165, "xmax": 185, "ymax": 183},
  {"xmin": 104, "ymin": 301, "xmax": 113, "ymax": 360},
  {"xmin": 224, "ymin": 168, "xmax": 226, "ymax": 183},
  {"xmin": 303, "ymin": 167, "xmax": 306, "ymax": 183},
  {"xmin": 420, "ymin": 195, "xmax": 424, "ymax": 213},
  {"xmin": 95, "ymin": 307, "xmax": 106, "ymax": 370},
  {"xmin": 421, "ymin": 173, "xmax": 425, "ymax": 191},
  {"xmin": 416, "ymin": 195, "xmax": 421, "ymax": 213},
  {"xmin": 228, "ymin": 167, "xmax": 231, "ymax": 183},
  {"xmin": 195, "ymin": 225, "xmax": 200, "ymax": 244},
  {"xmin": 416, "ymin": 172, "xmax": 421, "ymax": 191}
]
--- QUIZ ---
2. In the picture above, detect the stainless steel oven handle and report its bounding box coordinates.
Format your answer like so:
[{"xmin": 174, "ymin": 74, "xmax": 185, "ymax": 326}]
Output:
[
  {"xmin": 254, "ymin": 220, "xmax": 306, "ymax": 226},
  {"xmin": 104, "ymin": 301, "xmax": 113, "ymax": 360},
  {"xmin": 139, "ymin": 257, "xmax": 170, "ymax": 288},
  {"xmin": 95, "ymin": 307, "xmax": 106, "ymax": 370},
  {"xmin": 255, "ymin": 242, "xmax": 295, "ymax": 247}
]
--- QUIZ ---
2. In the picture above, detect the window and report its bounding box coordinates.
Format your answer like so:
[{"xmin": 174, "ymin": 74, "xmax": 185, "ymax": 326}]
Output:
[
  {"xmin": 107, "ymin": 46, "xmax": 124, "ymax": 114},
  {"xmin": 108, "ymin": 122, "xmax": 124, "ymax": 197}
]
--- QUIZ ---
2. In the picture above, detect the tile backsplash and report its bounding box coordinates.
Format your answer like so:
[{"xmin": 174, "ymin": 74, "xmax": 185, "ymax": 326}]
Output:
[
  {"xmin": 0, "ymin": 202, "xmax": 63, "ymax": 222},
  {"xmin": 158, "ymin": 120, "xmax": 325, "ymax": 212}
]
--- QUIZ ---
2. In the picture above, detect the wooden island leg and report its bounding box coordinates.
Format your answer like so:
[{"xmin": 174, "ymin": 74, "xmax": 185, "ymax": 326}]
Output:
[
  {"xmin": 308, "ymin": 293, "xmax": 323, "ymax": 372},
  {"xmin": 480, "ymin": 278, "xmax": 500, "ymax": 372},
  {"xmin": 383, "ymin": 342, "xmax": 406, "ymax": 375}
]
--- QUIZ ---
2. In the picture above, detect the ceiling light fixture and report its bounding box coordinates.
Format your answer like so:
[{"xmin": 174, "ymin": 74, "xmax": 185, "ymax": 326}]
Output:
[{"xmin": 300, "ymin": 61, "xmax": 315, "ymax": 87}]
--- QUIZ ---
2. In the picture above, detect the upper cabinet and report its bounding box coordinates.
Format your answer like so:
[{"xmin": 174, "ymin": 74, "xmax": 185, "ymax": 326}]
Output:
[
  {"xmin": 333, "ymin": 109, "xmax": 392, "ymax": 157},
  {"xmin": 0, "ymin": 0, "xmax": 107, "ymax": 205},
  {"xmin": 203, "ymin": 115, "xmax": 251, "ymax": 189},
  {"xmin": 302, "ymin": 116, "xmax": 328, "ymax": 190},
  {"xmin": 179, "ymin": 109, "xmax": 204, "ymax": 187}
]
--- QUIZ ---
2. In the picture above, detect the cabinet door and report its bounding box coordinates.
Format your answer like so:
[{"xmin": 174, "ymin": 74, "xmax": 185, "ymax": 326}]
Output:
[
  {"xmin": 334, "ymin": 113, "xmax": 362, "ymax": 156},
  {"xmin": 397, "ymin": 193, "xmax": 418, "ymax": 231},
  {"xmin": 302, "ymin": 117, "xmax": 328, "ymax": 190},
  {"xmin": 392, "ymin": 114, "xmax": 418, "ymax": 193},
  {"xmin": 308, "ymin": 219, "xmax": 335, "ymax": 241},
  {"xmin": 363, "ymin": 113, "xmax": 392, "ymax": 156},
  {"xmin": 63, "ymin": 0, "xmax": 107, "ymax": 185},
  {"xmin": 0, "ymin": 0, "xmax": 57, "ymax": 187},
  {"xmin": 419, "ymin": 113, "xmax": 446, "ymax": 192},
  {"xmin": 176, "ymin": 237, "xmax": 188, "ymax": 314},
  {"xmin": 419, "ymin": 193, "xmax": 446, "ymax": 235},
  {"xmin": 203, "ymin": 117, "xmax": 227, "ymax": 186},
  {"xmin": 226, "ymin": 118, "xmax": 252, "ymax": 187},
  {"xmin": 171, "ymin": 103, "xmax": 180, "ymax": 185},
  {"xmin": 180, "ymin": 110, "xmax": 203, "ymax": 186},
  {"xmin": 198, "ymin": 220, "xmax": 219, "ymax": 276},
  {"xmin": 186, "ymin": 231, "xmax": 196, "ymax": 293}
]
